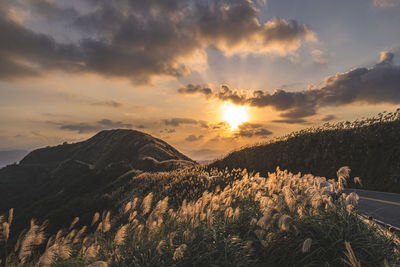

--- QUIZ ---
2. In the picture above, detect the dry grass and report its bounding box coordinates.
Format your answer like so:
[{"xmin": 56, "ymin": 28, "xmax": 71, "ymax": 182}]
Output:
[{"xmin": 1, "ymin": 166, "xmax": 399, "ymax": 266}]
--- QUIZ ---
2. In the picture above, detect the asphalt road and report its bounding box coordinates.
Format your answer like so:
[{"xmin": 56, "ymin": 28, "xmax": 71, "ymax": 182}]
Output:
[{"xmin": 344, "ymin": 188, "xmax": 400, "ymax": 228}]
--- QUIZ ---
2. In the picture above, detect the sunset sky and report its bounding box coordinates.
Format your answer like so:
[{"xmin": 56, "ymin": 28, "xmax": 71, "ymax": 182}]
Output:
[{"xmin": 1, "ymin": 0, "xmax": 400, "ymax": 161}]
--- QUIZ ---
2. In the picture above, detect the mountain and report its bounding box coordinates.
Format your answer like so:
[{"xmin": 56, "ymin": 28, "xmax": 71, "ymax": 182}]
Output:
[
  {"xmin": 21, "ymin": 129, "xmax": 193, "ymax": 170},
  {"xmin": 0, "ymin": 129, "xmax": 196, "ymax": 235},
  {"xmin": 209, "ymin": 111, "xmax": 400, "ymax": 193},
  {"xmin": 0, "ymin": 149, "xmax": 28, "ymax": 168}
]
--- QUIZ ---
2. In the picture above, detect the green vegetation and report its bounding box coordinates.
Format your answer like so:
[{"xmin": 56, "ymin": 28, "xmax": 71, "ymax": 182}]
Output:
[
  {"xmin": 1, "ymin": 167, "xmax": 399, "ymax": 266},
  {"xmin": 210, "ymin": 109, "xmax": 400, "ymax": 193}
]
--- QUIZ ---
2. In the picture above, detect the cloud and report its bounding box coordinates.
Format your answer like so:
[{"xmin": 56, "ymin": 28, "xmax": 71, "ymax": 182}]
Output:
[
  {"xmin": 160, "ymin": 128, "xmax": 176, "ymax": 134},
  {"xmin": 164, "ymin": 118, "xmax": 198, "ymax": 127},
  {"xmin": 321, "ymin": 114, "xmax": 337, "ymax": 122},
  {"xmin": 91, "ymin": 100, "xmax": 123, "ymax": 108},
  {"xmin": 97, "ymin": 119, "xmax": 132, "ymax": 128},
  {"xmin": 311, "ymin": 49, "xmax": 329, "ymax": 65},
  {"xmin": 211, "ymin": 121, "xmax": 230, "ymax": 129},
  {"xmin": 272, "ymin": 119, "xmax": 308, "ymax": 124},
  {"xmin": 373, "ymin": 0, "xmax": 400, "ymax": 8},
  {"xmin": 0, "ymin": 56, "xmax": 40, "ymax": 80},
  {"xmin": 57, "ymin": 119, "xmax": 132, "ymax": 133},
  {"xmin": 209, "ymin": 135, "xmax": 220, "ymax": 142},
  {"xmin": 59, "ymin": 123, "xmax": 101, "ymax": 133},
  {"xmin": 379, "ymin": 51, "xmax": 394, "ymax": 64},
  {"xmin": 164, "ymin": 118, "xmax": 209, "ymax": 128},
  {"xmin": 23, "ymin": 0, "xmax": 80, "ymax": 22},
  {"xmin": 185, "ymin": 134, "xmax": 204, "ymax": 142},
  {"xmin": 0, "ymin": 0, "xmax": 316, "ymax": 83},
  {"xmin": 178, "ymin": 84, "xmax": 213, "ymax": 97},
  {"xmin": 234, "ymin": 123, "xmax": 272, "ymax": 138},
  {"xmin": 179, "ymin": 51, "xmax": 400, "ymax": 119}
]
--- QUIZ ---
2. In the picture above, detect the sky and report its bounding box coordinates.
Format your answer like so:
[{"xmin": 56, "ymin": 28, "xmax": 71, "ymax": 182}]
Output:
[{"xmin": 0, "ymin": 0, "xmax": 400, "ymax": 161}]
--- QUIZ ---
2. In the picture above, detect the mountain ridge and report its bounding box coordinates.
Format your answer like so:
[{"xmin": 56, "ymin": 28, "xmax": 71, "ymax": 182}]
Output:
[
  {"xmin": 0, "ymin": 129, "xmax": 196, "ymax": 235},
  {"xmin": 20, "ymin": 129, "xmax": 194, "ymax": 170},
  {"xmin": 209, "ymin": 111, "xmax": 400, "ymax": 193}
]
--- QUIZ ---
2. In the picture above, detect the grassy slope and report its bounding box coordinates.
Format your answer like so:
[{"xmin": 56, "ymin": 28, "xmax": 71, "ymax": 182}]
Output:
[
  {"xmin": 210, "ymin": 111, "xmax": 400, "ymax": 193},
  {"xmin": 0, "ymin": 129, "xmax": 196, "ymax": 240},
  {"xmin": 1, "ymin": 167, "xmax": 399, "ymax": 266}
]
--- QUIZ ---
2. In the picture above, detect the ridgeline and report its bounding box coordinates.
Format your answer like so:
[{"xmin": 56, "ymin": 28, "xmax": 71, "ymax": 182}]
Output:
[
  {"xmin": 210, "ymin": 110, "xmax": 400, "ymax": 193},
  {"xmin": 0, "ymin": 129, "xmax": 196, "ymax": 235}
]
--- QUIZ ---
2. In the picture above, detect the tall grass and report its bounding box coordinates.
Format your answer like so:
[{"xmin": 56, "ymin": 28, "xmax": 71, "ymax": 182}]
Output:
[
  {"xmin": 1, "ymin": 167, "xmax": 399, "ymax": 266},
  {"xmin": 210, "ymin": 109, "xmax": 400, "ymax": 193}
]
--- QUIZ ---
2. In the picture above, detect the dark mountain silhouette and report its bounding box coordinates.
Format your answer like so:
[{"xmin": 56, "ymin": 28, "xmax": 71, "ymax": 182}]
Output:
[
  {"xmin": 21, "ymin": 129, "xmax": 193, "ymax": 170},
  {"xmin": 0, "ymin": 129, "xmax": 196, "ymax": 235},
  {"xmin": 209, "ymin": 111, "xmax": 400, "ymax": 193}
]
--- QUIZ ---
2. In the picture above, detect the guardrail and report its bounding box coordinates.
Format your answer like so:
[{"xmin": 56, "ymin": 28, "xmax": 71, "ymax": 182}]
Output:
[
  {"xmin": 358, "ymin": 214, "xmax": 400, "ymax": 249},
  {"xmin": 364, "ymin": 215, "xmax": 400, "ymax": 233}
]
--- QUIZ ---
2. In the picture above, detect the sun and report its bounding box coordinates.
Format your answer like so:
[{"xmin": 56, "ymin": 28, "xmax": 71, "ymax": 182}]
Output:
[{"xmin": 222, "ymin": 102, "xmax": 249, "ymax": 130}]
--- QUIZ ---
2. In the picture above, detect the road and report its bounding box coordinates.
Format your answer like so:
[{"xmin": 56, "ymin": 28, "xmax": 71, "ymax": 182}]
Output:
[{"xmin": 344, "ymin": 188, "xmax": 400, "ymax": 228}]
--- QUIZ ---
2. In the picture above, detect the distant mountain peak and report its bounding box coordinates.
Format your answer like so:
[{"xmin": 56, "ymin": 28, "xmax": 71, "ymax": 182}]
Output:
[
  {"xmin": 20, "ymin": 129, "xmax": 195, "ymax": 171},
  {"xmin": 0, "ymin": 129, "xmax": 196, "ymax": 236}
]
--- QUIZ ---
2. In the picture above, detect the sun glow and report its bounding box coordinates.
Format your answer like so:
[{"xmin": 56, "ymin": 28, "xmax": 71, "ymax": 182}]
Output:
[{"xmin": 222, "ymin": 102, "xmax": 249, "ymax": 130}]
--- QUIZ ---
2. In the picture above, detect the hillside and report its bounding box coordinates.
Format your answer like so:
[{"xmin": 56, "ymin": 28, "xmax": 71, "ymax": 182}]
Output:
[
  {"xmin": 210, "ymin": 110, "xmax": 400, "ymax": 193},
  {"xmin": 0, "ymin": 128, "xmax": 399, "ymax": 266},
  {"xmin": 20, "ymin": 129, "xmax": 193, "ymax": 170},
  {"xmin": 0, "ymin": 129, "xmax": 196, "ymax": 236},
  {"xmin": 1, "ymin": 167, "xmax": 399, "ymax": 266}
]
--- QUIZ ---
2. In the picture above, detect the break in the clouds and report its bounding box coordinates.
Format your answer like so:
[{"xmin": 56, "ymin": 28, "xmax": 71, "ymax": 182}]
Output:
[
  {"xmin": 56, "ymin": 119, "xmax": 132, "ymax": 133},
  {"xmin": 0, "ymin": 0, "xmax": 316, "ymax": 83},
  {"xmin": 179, "ymin": 51, "xmax": 400, "ymax": 119}
]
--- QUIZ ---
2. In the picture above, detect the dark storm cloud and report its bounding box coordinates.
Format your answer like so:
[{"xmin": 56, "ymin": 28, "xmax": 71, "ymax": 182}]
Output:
[
  {"xmin": 185, "ymin": 134, "xmax": 204, "ymax": 142},
  {"xmin": 0, "ymin": 8, "xmax": 81, "ymax": 81},
  {"xmin": 179, "ymin": 51, "xmax": 400, "ymax": 119},
  {"xmin": 235, "ymin": 123, "xmax": 272, "ymax": 138},
  {"xmin": 57, "ymin": 119, "xmax": 132, "ymax": 133},
  {"xmin": 0, "ymin": 0, "xmax": 315, "ymax": 82},
  {"xmin": 164, "ymin": 118, "xmax": 209, "ymax": 128}
]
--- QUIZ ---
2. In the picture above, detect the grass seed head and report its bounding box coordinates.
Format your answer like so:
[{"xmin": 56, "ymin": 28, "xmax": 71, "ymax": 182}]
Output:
[{"xmin": 302, "ymin": 238, "xmax": 312, "ymax": 253}]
